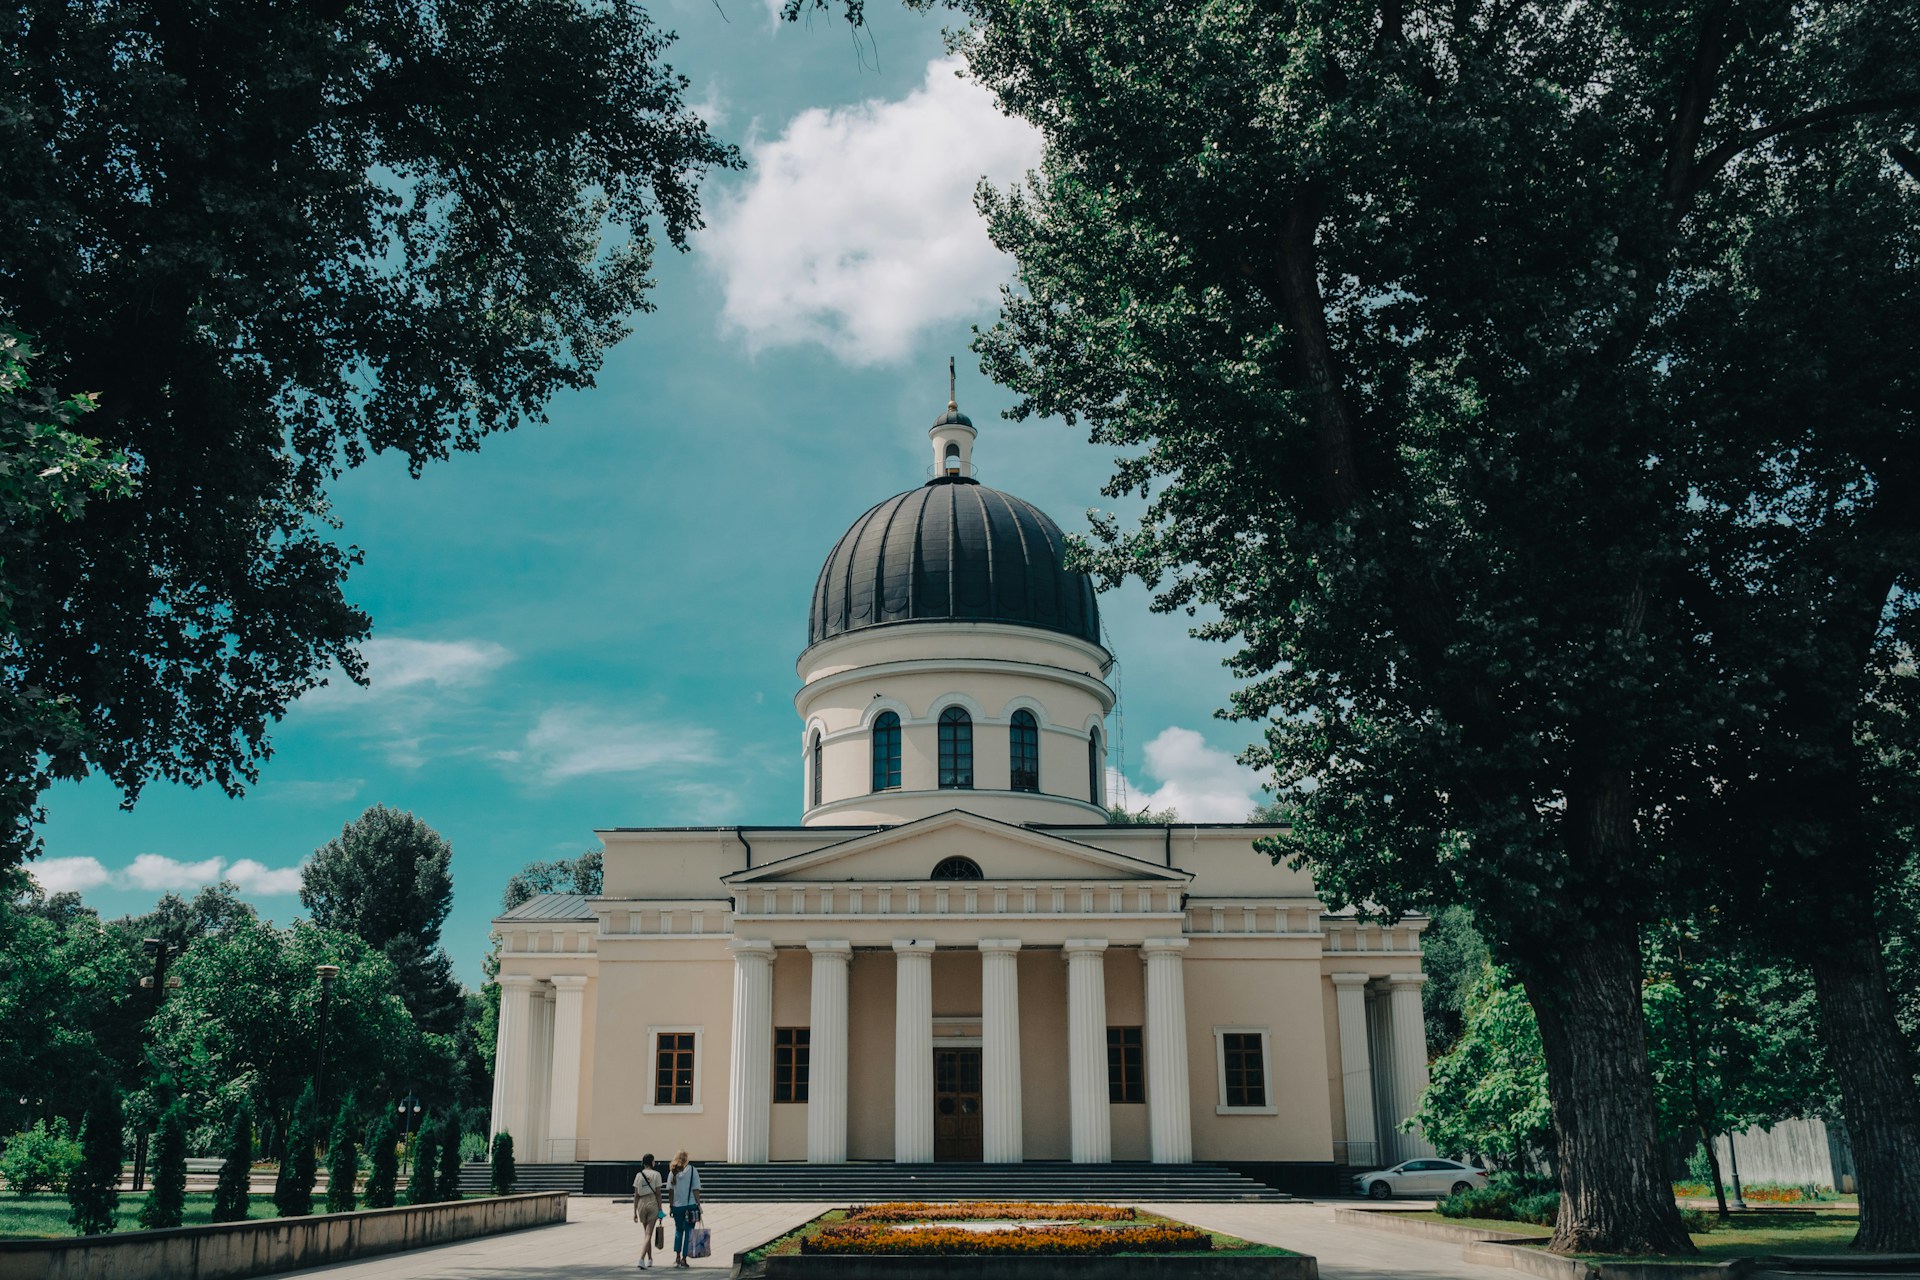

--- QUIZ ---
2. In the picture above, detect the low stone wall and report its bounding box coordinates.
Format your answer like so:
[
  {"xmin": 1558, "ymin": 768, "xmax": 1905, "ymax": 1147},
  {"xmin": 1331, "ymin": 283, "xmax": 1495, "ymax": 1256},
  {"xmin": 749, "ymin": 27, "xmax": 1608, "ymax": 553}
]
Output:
[
  {"xmin": 761, "ymin": 1256, "xmax": 1316, "ymax": 1280},
  {"xmin": 0, "ymin": 1191, "xmax": 569, "ymax": 1280}
]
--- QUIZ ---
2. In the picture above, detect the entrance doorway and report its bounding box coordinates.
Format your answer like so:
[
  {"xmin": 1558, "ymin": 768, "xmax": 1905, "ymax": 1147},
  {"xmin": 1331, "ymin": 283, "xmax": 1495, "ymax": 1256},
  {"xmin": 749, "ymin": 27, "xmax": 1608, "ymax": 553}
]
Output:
[{"xmin": 933, "ymin": 1048, "xmax": 983, "ymax": 1162}]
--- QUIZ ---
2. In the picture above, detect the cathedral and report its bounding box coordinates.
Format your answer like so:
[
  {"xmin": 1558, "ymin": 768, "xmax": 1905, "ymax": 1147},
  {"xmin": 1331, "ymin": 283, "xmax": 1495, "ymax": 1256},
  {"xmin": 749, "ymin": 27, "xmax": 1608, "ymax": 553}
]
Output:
[{"xmin": 487, "ymin": 391, "xmax": 1433, "ymax": 1177}]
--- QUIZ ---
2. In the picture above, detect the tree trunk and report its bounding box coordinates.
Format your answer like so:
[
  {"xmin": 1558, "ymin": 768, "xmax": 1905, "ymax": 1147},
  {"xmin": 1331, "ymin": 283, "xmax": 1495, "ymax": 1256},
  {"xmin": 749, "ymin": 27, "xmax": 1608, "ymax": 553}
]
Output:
[
  {"xmin": 1521, "ymin": 931, "xmax": 1694, "ymax": 1255},
  {"xmin": 1808, "ymin": 932, "xmax": 1920, "ymax": 1251},
  {"xmin": 1696, "ymin": 1121, "xmax": 1729, "ymax": 1219}
]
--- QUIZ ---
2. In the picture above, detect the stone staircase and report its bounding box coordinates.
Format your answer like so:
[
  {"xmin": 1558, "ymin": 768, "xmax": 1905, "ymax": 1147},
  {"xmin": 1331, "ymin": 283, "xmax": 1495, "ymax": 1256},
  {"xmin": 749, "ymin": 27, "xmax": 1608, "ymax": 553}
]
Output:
[{"xmin": 459, "ymin": 1160, "xmax": 1290, "ymax": 1202}]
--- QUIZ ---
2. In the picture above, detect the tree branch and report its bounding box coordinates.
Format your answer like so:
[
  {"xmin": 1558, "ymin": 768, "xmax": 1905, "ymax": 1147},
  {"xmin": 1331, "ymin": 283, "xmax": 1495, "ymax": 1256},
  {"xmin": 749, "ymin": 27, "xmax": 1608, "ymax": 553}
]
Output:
[
  {"xmin": 1662, "ymin": 1, "xmax": 1734, "ymax": 210},
  {"xmin": 1889, "ymin": 140, "xmax": 1920, "ymax": 182},
  {"xmin": 1680, "ymin": 94, "xmax": 1920, "ymax": 207}
]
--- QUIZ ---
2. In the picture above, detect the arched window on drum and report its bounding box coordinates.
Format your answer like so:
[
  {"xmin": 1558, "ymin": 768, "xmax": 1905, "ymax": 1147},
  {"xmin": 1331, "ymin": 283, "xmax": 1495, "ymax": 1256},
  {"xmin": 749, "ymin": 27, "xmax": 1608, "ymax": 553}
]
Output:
[
  {"xmin": 810, "ymin": 729, "xmax": 823, "ymax": 807},
  {"xmin": 1088, "ymin": 727, "xmax": 1103, "ymax": 806},
  {"xmin": 1009, "ymin": 710, "xmax": 1040, "ymax": 793},
  {"xmin": 871, "ymin": 712, "xmax": 902, "ymax": 792},
  {"xmin": 938, "ymin": 707, "xmax": 974, "ymax": 789}
]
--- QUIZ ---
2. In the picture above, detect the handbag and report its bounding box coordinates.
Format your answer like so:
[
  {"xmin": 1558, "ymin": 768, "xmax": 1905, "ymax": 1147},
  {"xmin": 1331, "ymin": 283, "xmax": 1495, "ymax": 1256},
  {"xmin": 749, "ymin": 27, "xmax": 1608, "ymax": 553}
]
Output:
[
  {"xmin": 689, "ymin": 1226, "xmax": 712, "ymax": 1260},
  {"xmin": 653, "ymin": 1224, "xmax": 664, "ymax": 1249}
]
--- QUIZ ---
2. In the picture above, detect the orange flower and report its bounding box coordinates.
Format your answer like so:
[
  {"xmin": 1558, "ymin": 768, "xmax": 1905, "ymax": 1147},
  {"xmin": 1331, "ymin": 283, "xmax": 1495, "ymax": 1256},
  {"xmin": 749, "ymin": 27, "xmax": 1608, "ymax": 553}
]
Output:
[{"xmin": 800, "ymin": 1221, "xmax": 1213, "ymax": 1257}]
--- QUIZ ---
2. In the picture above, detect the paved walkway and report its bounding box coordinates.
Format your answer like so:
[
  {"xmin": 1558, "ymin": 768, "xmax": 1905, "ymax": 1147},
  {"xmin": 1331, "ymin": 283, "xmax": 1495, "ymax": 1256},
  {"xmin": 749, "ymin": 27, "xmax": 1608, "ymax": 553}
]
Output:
[{"xmin": 278, "ymin": 1197, "xmax": 1524, "ymax": 1279}]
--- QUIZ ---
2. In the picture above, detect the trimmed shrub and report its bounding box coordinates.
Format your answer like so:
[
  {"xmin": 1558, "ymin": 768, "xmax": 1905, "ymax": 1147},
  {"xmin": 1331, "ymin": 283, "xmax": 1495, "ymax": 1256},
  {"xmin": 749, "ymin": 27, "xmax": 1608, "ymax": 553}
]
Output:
[
  {"xmin": 364, "ymin": 1111, "xmax": 399, "ymax": 1209},
  {"xmin": 138, "ymin": 1103, "xmax": 188, "ymax": 1229},
  {"xmin": 405, "ymin": 1113, "xmax": 438, "ymax": 1205},
  {"xmin": 1680, "ymin": 1208, "xmax": 1716, "ymax": 1233},
  {"xmin": 66, "ymin": 1090, "xmax": 124, "ymax": 1236},
  {"xmin": 274, "ymin": 1084, "xmax": 319, "ymax": 1218},
  {"xmin": 1437, "ymin": 1183, "xmax": 1561, "ymax": 1226},
  {"xmin": 211, "ymin": 1102, "xmax": 253, "ymax": 1223},
  {"xmin": 0, "ymin": 1119, "xmax": 82, "ymax": 1194},
  {"xmin": 489, "ymin": 1132, "xmax": 516, "ymax": 1196},
  {"xmin": 435, "ymin": 1114, "xmax": 463, "ymax": 1202},
  {"xmin": 326, "ymin": 1099, "xmax": 359, "ymax": 1213}
]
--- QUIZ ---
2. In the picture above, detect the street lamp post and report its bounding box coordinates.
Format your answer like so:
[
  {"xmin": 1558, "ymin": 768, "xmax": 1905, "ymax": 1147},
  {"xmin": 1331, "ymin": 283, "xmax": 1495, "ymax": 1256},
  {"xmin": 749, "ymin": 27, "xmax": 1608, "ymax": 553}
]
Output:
[
  {"xmin": 313, "ymin": 965, "xmax": 341, "ymax": 1109},
  {"xmin": 132, "ymin": 938, "xmax": 179, "ymax": 1192},
  {"xmin": 397, "ymin": 1093, "xmax": 423, "ymax": 1144}
]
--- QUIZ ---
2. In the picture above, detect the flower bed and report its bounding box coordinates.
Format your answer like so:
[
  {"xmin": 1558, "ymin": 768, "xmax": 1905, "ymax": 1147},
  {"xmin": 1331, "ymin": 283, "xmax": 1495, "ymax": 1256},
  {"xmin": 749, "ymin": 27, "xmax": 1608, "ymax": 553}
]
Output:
[
  {"xmin": 847, "ymin": 1202, "xmax": 1137, "ymax": 1224},
  {"xmin": 802, "ymin": 1221, "xmax": 1211, "ymax": 1257}
]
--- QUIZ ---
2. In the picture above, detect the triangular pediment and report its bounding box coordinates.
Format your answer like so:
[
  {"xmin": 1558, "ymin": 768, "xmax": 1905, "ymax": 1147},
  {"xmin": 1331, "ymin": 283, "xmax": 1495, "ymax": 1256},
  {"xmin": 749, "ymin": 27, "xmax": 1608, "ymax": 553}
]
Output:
[{"xmin": 722, "ymin": 810, "xmax": 1190, "ymax": 885}]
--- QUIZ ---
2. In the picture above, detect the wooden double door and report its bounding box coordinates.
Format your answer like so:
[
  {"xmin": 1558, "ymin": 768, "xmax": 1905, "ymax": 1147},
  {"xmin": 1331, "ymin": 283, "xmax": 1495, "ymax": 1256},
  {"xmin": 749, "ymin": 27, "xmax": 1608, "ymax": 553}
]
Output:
[{"xmin": 933, "ymin": 1048, "xmax": 983, "ymax": 1162}]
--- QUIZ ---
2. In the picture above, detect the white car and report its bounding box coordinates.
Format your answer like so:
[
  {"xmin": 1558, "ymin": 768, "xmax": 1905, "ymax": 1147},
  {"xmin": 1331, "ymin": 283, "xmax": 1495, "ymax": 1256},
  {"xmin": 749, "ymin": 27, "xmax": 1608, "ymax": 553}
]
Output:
[{"xmin": 1352, "ymin": 1158, "xmax": 1488, "ymax": 1199}]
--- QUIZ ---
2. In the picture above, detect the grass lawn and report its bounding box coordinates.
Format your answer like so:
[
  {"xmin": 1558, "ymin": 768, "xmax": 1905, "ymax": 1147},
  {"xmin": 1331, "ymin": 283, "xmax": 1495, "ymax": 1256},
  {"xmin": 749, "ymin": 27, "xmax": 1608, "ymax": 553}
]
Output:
[
  {"xmin": 0, "ymin": 1191, "xmax": 285, "ymax": 1240},
  {"xmin": 741, "ymin": 1208, "xmax": 1296, "ymax": 1261},
  {"xmin": 1385, "ymin": 1211, "xmax": 1862, "ymax": 1260}
]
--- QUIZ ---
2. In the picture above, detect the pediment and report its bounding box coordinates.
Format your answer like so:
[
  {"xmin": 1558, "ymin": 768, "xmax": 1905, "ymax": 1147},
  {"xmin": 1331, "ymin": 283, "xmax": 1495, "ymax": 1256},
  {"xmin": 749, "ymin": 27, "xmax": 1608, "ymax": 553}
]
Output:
[{"xmin": 722, "ymin": 810, "xmax": 1190, "ymax": 885}]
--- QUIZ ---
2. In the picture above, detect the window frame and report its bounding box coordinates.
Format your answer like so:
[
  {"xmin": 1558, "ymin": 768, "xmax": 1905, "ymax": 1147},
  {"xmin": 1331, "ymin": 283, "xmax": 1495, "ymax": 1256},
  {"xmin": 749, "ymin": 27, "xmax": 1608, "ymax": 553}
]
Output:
[
  {"xmin": 810, "ymin": 730, "xmax": 823, "ymax": 808},
  {"xmin": 1106, "ymin": 1025, "xmax": 1145, "ymax": 1104},
  {"xmin": 937, "ymin": 706, "xmax": 974, "ymax": 790},
  {"xmin": 773, "ymin": 1026, "xmax": 811, "ymax": 1104},
  {"xmin": 1088, "ymin": 728, "xmax": 1103, "ymax": 805},
  {"xmin": 871, "ymin": 711, "xmax": 902, "ymax": 792},
  {"xmin": 646, "ymin": 1025, "xmax": 704, "ymax": 1113},
  {"xmin": 1010, "ymin": 709, "xmax": 1040, "ymax": 793},
  {"xmin": 1212, "ymin": 1026, "xmax": 1277, "ymax": 1115}
]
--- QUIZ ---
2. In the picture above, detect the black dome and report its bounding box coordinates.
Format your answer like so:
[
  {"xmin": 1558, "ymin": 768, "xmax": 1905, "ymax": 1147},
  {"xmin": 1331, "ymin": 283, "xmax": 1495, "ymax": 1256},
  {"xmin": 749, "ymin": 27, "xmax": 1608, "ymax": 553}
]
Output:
[{"xmin": 808, "ymin": 477, "xmax": 1101, "ymax": 648}]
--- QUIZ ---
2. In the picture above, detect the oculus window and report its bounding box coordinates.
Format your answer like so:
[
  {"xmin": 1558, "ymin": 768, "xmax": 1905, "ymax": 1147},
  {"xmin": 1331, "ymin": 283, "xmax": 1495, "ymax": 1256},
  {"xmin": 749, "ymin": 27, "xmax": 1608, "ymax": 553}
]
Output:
[
  {"xmin": 774, "ymin": 1027, "xmax": 810, "ymax": 1103},
  {"xmin": 938, "ymin": 707, "xmax": 974, "ymax": 789},
  {"xmin": 1107, "ymin": 1026, "xmax": 1145, "ymax": 1103},
  {"xmin": 1010, "ymin": 709, "xmax": 1040, "ymax": 792},
  {"xmin": 654, "ymin": 1032, "xmax": 697, "ymax": 1107},
  {"xmin": 871, "ymin": 711, "xmax": 902, "ymax": 792}
]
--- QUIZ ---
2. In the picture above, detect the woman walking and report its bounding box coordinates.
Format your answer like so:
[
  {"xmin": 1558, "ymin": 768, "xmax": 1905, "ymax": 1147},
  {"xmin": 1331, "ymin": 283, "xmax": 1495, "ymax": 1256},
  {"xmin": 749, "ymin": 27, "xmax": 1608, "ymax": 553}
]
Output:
[
  {"xmin": 666, "ymin": 1150, "xmax": 702, "ymax": 1268},
  {"xmin": 632, "ymin": 1153, "xmax": 664, "ymax": 1270}
]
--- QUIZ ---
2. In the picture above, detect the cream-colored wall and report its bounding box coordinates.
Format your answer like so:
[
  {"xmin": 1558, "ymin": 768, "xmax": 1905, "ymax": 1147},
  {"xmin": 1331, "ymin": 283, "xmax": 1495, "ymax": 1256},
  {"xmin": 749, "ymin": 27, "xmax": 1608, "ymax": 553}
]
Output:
[
  {"xmin": 1183, "ymin": 944, "xmax": 1337, "ymax": 1163},
  {"xmin": 1017, "ymin": 950, "xmax": 1071, "ymax": 1160},
  {"xmin": 847, "ymin": 948, "xmax": 897, "ymax": 1160},
  {"xmin": 1103, "ymin": 947, "xmax": 1149, "ymax": 1161},
  {"xmin": 584, "ymin": 940, "xmax": 733, "ymax": 1163},
  {"xmin": 770, "ymin": 950, "xmax": 811, "ymax": 1162},
  {"xmin": 799, "ymin": 624, "xmax": 1112, "ymax": 685}
]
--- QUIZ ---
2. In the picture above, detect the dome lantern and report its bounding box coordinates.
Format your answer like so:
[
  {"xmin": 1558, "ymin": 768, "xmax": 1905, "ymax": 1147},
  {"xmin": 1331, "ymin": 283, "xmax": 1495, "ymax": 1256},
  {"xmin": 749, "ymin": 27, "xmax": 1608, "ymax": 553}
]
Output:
[{"xmin": 930, "ymin": 356, "xmax": 976, "ymax": 479}]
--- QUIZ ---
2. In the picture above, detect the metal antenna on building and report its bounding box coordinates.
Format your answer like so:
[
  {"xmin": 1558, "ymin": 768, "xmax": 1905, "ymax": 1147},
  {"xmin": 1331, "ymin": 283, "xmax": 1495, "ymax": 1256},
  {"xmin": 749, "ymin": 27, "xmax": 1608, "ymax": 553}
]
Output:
[{"xmin": 1103, "ymin": 619, "xmax": 1127, "ymax": 811}]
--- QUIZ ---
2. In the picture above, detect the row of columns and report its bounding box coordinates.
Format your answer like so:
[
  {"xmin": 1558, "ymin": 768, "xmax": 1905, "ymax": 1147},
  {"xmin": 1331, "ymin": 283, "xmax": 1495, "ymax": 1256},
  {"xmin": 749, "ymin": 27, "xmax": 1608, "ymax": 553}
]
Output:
[
  {"xmin": 1332, "ymin": 971, "xmax": 1432, "ymax": 1165},
  {"xmin": 727, "ymin": 936, "xmax": 1193, "ymax": 1164},
  {"xmin": 491, "ymin": 974, "xmax": 588, "ymax": 1162}
]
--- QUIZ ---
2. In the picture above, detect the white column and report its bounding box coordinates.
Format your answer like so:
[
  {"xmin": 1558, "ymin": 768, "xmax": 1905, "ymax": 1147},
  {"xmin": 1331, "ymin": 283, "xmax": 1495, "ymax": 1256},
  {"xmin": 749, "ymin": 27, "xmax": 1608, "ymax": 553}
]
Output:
[
  {"xmin": 893, "ymin": 939, "xmax": 936, "ymax": 1163},
  {"xmin": 979, "ymin": 938, "xmax": 1024, "ymax": 1163},
  {"xmin": 528, "ymin": 986, "xmax": 554, "ymax": 1160},
  {"xmin": 727, "ymin": 940, "xmax": 776, "ymax": 1164},
  {"xmin": 1386, "ymin": 973, "xmax": 1436, "ymax": 1157},
  {"xmin": 1142, "ymin": 938, "xmax": 1193, "ymax": 1164},
  {"xmin": 1331, "ymin": 973, "xmax": 1379, "ymax": 1166},
  {"xmin": 544, "ymin": 976, "xmax": 589, "ymax": 1162},
  {"xmin": 490, "ymin": 975, "xmax": 539, "ymax": 1144},
  {"xmin": 1064, "ymin": 939, "xmax": 1111, "ymax": 1164},
  {"xmin": 807, "ymin": 941, "xmax": 852, "ymax": 1163}
]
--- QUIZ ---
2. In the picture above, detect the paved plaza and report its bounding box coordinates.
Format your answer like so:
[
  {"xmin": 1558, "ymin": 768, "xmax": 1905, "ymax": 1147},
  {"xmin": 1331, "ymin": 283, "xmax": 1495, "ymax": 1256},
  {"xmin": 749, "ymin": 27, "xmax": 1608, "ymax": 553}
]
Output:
[{"xmin": 273, "ymin": 1196, "xmax": 1524, "ymax": 1280}]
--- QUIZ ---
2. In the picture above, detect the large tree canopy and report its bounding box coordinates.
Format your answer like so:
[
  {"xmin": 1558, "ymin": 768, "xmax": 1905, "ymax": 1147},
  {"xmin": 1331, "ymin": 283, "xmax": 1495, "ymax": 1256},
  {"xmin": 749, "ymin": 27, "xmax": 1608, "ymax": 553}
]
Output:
[
  {"xmin": 961, "ymin": 0, "xmax": 1917, "ymax": 1251},
  {"xmin": 0, "ymin": 0, "xmax": 738, "ymax": 865}
]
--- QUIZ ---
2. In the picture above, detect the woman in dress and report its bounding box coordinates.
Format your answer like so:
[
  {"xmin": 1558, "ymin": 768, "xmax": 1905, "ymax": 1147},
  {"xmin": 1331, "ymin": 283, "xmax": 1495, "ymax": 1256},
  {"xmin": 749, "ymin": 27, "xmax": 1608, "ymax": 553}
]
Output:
[
  {"xmin": 666, "ymin": 1149, "xmax": 703, "ymax": 1268},
  {"xmin": 632, "ymin": 1153, "xmax": 664, "ymax": 1270}
]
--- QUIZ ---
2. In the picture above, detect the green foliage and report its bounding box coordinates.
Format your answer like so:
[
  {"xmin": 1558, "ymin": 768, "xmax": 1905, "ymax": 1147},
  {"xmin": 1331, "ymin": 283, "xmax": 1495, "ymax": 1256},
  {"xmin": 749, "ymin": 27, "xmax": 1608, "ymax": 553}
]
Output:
[
  {"xmin": 1415, "ymin": 967, "xmax": 1553, "ymax": 1171},
  {"xmin": 405, "ymin": 1115, "xmax": 438, "ymax": 1206},
  {"xmin": 210, "ymin": 1103, "xmax": 253, "ymax": 1224},
  {"xmin": 326, "ymin": 1100, "xmax": 359, "ymax": 1214},
  {"xmin": 0, "ymin": 0, "xmax": 738, "ymax": 871},
  {"xmin": 1439, "ymin": 1182, "xmax": 1561, "ymax": 1228},
  {"xmin": 274, "ymin": 1085, "xmax": 318, "ymax": 1219},
  {"xmin": 502, "ymin": 849, "xmax": 603, "ymax": 912},
  {"xmin": 65, "ymin": 1089, "xmax": 122, "ymax": 1235},
  {"xmin": 363, "ymin": 1111, "xmax": 399, "ymax": 1210},
  {"xmin": 1421, "ymin": 907, "xmax": 1491, "ymax": 1054},
  {"xmin": 1104, "ymin": 804, "xmax": 1178, "ymax": 825},
  {"xmin": 435, "ymin": 1113, "xmax": 463, "ymax": 1202},
  {"xmin": 0, "ymin": 1119, "xmax": 81, "ymax": 1194},
  {"xmin": 490, "ymin": 1132, "xmax": 517, "ymax": 1196},
  {"xmin": 138, "ymin": 1103, "xmax": 188, "ymax": 1230}
]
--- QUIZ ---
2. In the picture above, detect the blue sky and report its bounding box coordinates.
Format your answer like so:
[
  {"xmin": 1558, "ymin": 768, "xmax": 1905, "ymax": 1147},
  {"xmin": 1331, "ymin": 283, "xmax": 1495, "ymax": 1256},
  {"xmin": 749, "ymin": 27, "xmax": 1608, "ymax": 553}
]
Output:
[{"xmin": 32, "ymin": 1, "xmax": 1268, "ymax": 983}]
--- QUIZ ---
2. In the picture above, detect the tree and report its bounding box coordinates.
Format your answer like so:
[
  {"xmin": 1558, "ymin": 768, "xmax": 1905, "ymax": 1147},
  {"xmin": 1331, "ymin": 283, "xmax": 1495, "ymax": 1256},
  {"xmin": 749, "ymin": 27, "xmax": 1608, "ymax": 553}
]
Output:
[
  {"xmin": 1420, "ymin": 908, "xmax": 1492, "ymax": 1054},
  {"xmin": 364, "ymin": 1111, "xmax": 400, "ymax": 1210},
  {"xmin": 1413, "ymin": 966, "xmax": 1553, "ymax": 1173},
  {"xmin": 0, "ymin": 1118, "xmax": 81, "ymax": 1194},
  {"xmin": 436, "ymin": 1112, "xmax": 464, "ymax": 1202},
  {"xmin": 66, "ymin": 1088, "xmax": 122, "ymax": 1235},
  {"xmin": 1104, "ymin": 804, "xmax": 1178, "ymax": 826},
  {"xmin": 0, "ymin": 0, "xmax": 738, "ymax": 868},
  {"xmin": 962, "ymin": 0, "xmax": 1917, "ymax": 1252},
  {"xmin": 274, "ymin": 1084, "xmax": 319, "ymax": 1218},
  {"xmin": 406, "ymin": 1113, "xmax": 439, "ymax": 1206},
  {"xmin": 304, "ymin": 806, "xmax": 463, "ymax": 1034},
  {"xmin": 211, "ymin": 1102, "xmax": 254, "ymax": 1224},
  {"xmin": 326, "ymin": 1098, "xmax": 360, "ymax": 1214},
  {"xmin": 489, "ymin": 1133, "xmax": 516, "ymax": 1197},
  {"xmin": 502, "ymin": 849, "xmax": 604, "ymax": 912},
  {"xmin": 138, "ymin": 1102, "xmax": 188, "ymax": 1230}
]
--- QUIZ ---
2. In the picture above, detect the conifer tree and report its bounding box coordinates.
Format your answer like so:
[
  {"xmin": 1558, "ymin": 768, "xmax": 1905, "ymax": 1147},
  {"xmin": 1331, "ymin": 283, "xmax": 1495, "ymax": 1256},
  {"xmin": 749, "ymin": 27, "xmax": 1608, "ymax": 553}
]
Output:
[
  {"xmin": 210, "ymin": 1101, "xmax": 253, "ymax": 1224},
  {"xmin": 66, "ymin": 1088, "xmax": 123, "ymax": 1236},
  {"xmin": 363, "ymin": 1111, "xmax": 399, "ymax": 1209},
  {"xmin": 404, "ymin": 1112, "xmax": 437, "ymax": 1206},
  {"xmin": 435, "ymin": 1113, "xmax": 463, "ymax": 1202},
  {"xmin": 489, "ymin": 1132, "xmax": 516, "ymax": 1197},
  {"xmin": 273, "ymin": 1084, "xmax": 318, "ymax": 1218},
  {"xmin": 325, "ymin": 1097, "xmax": 359, "ymax": 1213},
  {"xmin": 138, "ymin": 1102, "xmax": 188, "ymax": 1230}
]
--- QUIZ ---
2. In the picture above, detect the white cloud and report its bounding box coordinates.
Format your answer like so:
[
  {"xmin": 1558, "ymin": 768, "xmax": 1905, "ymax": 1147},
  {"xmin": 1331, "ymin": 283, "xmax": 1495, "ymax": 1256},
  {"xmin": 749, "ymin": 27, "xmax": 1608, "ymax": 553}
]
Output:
[
  {"xmin": 32, "ymin": 856, "xmax": 111, "ymax": 894},
  {"xmin": 297, "ymin": 636, "xmax": 512, "ymax": 768},
  {"xmin": 1113, "ymin": 727, "xmax": 1268, "ymax": 822},
  {"xmin": 125, "ymin": 853, "xmax": 228, "ymax": 891},
  {"xmin": 227, "ymin": 858, "xmax": 306, "ymax": 896},
  {"xmin": 505, "ymin": 707, "xmax": 722, "ymax": 783},
  {"xmin": 699, "ymin": 55, "xmax": 1043, "ymax": 364}
]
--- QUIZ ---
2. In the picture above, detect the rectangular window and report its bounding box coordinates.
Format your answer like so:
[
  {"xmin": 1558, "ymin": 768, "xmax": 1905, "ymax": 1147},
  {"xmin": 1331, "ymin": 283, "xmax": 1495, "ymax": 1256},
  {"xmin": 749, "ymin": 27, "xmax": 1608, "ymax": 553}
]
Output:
[
  {"xmin": 774, "ymin": 1027, "xmax": 811, "ymax": 1103},
  {"xmin": 1221, "ymin": 1032, "xmax": 1267, "ymax": 1108},
  {"xmin": 1107, "ymin": 1026, "xmax": 1144, "ymax": 1103},
  {"xmin": 654, "ymin": 1032, "xmax": 697, "ymax": 1107}
]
